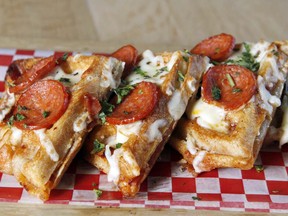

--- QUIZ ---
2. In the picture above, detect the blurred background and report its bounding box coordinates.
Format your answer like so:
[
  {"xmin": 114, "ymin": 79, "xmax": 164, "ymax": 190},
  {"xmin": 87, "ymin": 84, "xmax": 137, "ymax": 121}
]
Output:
[{"xmin": 0, "ymin": 0, "xmax": 287, "ymax": 52}]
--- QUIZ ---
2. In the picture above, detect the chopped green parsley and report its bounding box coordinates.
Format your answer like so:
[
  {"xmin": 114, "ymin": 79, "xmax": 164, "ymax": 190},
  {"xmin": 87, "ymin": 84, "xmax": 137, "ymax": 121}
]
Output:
[
  {"xmin": 59, "ymin": 77, "xmax": 71, "ymax": 83},
  {"xmin": 115, "ymin": 143, "xmax": 123, "ymax": 149},
  {"xmin": 15, "ymin": 113, "xmax": 26, "ymax": 121},
  {"xmin": 93, "ymin": 189, "xmax": 103, "ymax": 199},
  {"xmin": 192, "ymin": 196, "xmax": 201, "ymax": 201},
  {"xmin": 177, "ymin": 71, "xmax": 185, "ymax": 82},
  {"xmin": 42, "ymin": 111, "xmax": 50, "ymax": 118},
  {"xmin": 226, "ymin": 43, "xmax": 260, "ymax": 72},
  {"xmin": 91, "ymin": 139, "xmax": 105, "ymax": 154},
  {"xmin": 255, "ymin": 165, "xmax": 264, "ymax": 173},
  {"xmin": 98, "ymin": 100, "xmax": 115, "ymax": 124},
  {"xmin": 113, "ymin": 84, "xmax": 134, "ymax": 104},
  {"xmin": 211, "ymin": 86, "xmax": 221, "ymax": 100},
  {"xmin": 134, "ymin": 66, "xmax": 151, "ymax": 79}
]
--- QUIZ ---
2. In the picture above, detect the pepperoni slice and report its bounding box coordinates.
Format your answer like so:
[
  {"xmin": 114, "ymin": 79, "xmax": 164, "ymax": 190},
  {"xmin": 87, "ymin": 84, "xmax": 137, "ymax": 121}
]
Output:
[
  {"xmin": 8, "ymin": 56, "xmax": 57, "ymax": 93},
  {"xmin": 13, "ymin": 80, "xmax": 69, "ymax": 130},
  {"xmin": 202, "ymin": 65, "xmax": 256, "ymax": 110},
  {"xmin": 94, "ymin": 45, "xmax": 138, "ymax": 78},
  {"xmin": 190, "ymin": 33, "xmax": 235, "ymax": 62},
  {"xmin": 84, "ymin": 93, "xmax": 102, "ymax": 119},
  {"xmin": 106, "ymin": 82, "xmax": 159, "ymax": 125}
]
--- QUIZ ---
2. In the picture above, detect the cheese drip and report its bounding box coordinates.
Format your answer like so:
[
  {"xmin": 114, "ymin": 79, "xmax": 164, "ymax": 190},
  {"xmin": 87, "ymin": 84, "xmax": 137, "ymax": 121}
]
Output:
[
  {"xmin": 105, "ymin": 121, "xmax": 143, "ymax": 183},
  {"xmin": 34, "ymin": 129, "xmax": 59, "ymax": 162},
  {"xmin": 0, "ymin": 91, "xmax": 15, "ymax": 121},
  {"xmin": 187, "ymin": 99, "xmax": 229, "ymax": 133}
]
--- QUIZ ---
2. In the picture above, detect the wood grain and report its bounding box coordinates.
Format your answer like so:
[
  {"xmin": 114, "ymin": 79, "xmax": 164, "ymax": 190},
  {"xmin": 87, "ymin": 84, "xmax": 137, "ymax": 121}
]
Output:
[{"xmin": 0, "ymin": 203, "xmax": 282, "ymax": 216}]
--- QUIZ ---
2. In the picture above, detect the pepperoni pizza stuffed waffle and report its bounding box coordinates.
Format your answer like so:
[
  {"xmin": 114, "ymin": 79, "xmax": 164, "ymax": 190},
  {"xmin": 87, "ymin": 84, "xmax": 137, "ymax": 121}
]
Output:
[
  {"xmin": 0, "ymin": 51, "xmax": 125, "ymax": 200},
  {"xmin": 82, "ymin": 49, "xmax": 208, "ymax": 197},
  {"xmin": 169, "ymin": 33, "xmax": 288, "ymax": 174}
]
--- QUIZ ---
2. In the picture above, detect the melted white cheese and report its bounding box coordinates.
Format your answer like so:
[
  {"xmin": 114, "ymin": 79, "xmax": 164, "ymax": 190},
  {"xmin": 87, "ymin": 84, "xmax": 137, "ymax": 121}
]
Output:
[
  {"xmin": 47, "ymin": 66, "xmax": 83, "ymax": 86},
  {"xmin": 122, "ymin": 150, "xmax": 140, "ymax": 176},
  {"xmin": 146, "ymin": 119, "xmax": 168, "ymax": 142},
  {"xmin": 186, "ymin": 136, "xmax": 197, "ymax": 155},
  {"xmin": 73, "ymin": 112, "xmax": 89, "ymax": 132},
  {"xmin": 10, "ymin": 127, "xmax": 22, "ymax": 146},
  {"xmin": 257, "ymin": 76, "xmax": 281, "ymax": 115},
  {"xmin": 105, "ymin": 145, "xmax": 121, "ymax": 183},
  {"xmin": 187, "ymin": 99, "xmax": 229, "ymax": 133},
  {"xmin": 101, "ymin": 58, "xmax": 123, "ymax": 89},
  {"xmin": 0, "ymin": 91, "xmax": 15, "ymax": 121},
  {"xmin": 115, "ymin": 121, "xmax": 143, "ymax": 144},
  {"xmin": 126, "ymin": 50, "xmax": 178, "ymax": 86},
  {"xmin": 167, "ymin": 90, "xmax": 186, "ymax": 121},
  {"xmin": 104, "ymin": 121, "xmax": 143, "ymax": 183},
  {"xmin": 34, "ymin": 129, "xmax": 59, "ymax": 162},
  {"xmin": 279, "ymin": 95, "xmax": 288, "ymax": 146},
  {"xmin": 193, "ymin": 151, "xmax": 206, "ymax": 173}
]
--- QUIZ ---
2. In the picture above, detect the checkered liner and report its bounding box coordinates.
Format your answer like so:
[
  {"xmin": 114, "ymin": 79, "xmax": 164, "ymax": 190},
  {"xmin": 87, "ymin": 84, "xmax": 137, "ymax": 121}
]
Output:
[{"xmin": 0, "ymin": 49, "xmax": 287, "ymax": 213}]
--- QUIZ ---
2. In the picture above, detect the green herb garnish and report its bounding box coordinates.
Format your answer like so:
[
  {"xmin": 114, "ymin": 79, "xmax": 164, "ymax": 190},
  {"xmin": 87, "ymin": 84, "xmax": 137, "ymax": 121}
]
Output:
[
  {"xmin": 98, "ymin": 101, "xmax": 115, "ymax": 124},
  {"xmin": 183, "ymin": 49, "xmax": 191, "ymax": 62},
  {"xmin": 42, "ymin": 111, "xmax": 50, "ymax": 118},
  {"xmin": 15, "ymin": 113, "xmax": 26, "ymax": 121},
  {"xmin": 7, "ymin": 116, "xmax": 14, "ymax": 127},
  {"xmin": 177, "ymin": 71, "xmax": 185, "ymax": 82},
  {"xmin": 17, "ymin": 105, "xmax": 28, "ymax": 111},
  {"xmin": 153, "ymin": 66, "xmax": 168, "ymax": 77},
  {"xmin": 225, "ymin": 43, "xmax": 260, "ymax": 72},
  {"xmin": 115, "ymin": 143, "xmax": 123, "ymax": 149},
  {"xmin": 93, "ymin": 189, "xmax": 103, "ymax": 199},
  {"xmin": 91, "ymin": 139, "xmax": 105, "ymax": 154},
  {"xmin": 192, "ymin": 196, "xmax": 201, "ymax": 201},
  {"xmin": 7, "ymin": 81, "xmax": 15, "ymax": 87},
  {"xmin": 226, "ymin": 74, "xmax": 235, "ymax": 87},
  {"xmin": 210, "ymin": 60, "xmax": 220, "ymax": 65},
  {"xmin": 214, "ymin": 47, "xmax": 220, "ymax": 54},
  {"xmin": 113, "ymin": 85, "xmax": 134, "ymax": 104},
  {"xmin": 255, "ymin": 165, "xmax": 264, "ymax": 173},
  {"xmin": 134, "ymin": 66, "xmax": 151, "ymax": 79},
  {"xmin": 232, "ymin": 88, "xmax": 242, "ymax": 93},
  {"xmin": 211, "ymin": 86, "xmax": 221, "ymax": 100},
  {"xmin": 59, "ymin": 77, "xmax": 71, "ymax": 83},
  {"xmin": 56, "ymin": 53, "xmax": 69, "ymax": 65},
  {"xmin": 123, "ymin": 110, "xmax": 131, "ymax": 115}
]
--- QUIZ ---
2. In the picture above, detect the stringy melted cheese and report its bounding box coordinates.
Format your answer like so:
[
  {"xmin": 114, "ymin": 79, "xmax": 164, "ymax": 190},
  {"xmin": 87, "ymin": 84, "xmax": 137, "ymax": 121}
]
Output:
[
  {"xmin": 105, "ymin": 121, "xmax": 143, "ymax": 183},
  {"xmin": 146, "ymin": 119, "xmax": 168, "ymax": 142},
  {"xmin": 10, "ymin": 127, "xmax": 22, "ymax": 146},
  {"xmin": 126, "ymin": 50, "xmax": 178, "ymax": 86},
  {"xmin": 34, "ymin": 129, "xmax": 59, "ymax": 162},
  {"xmin": 187, "ymin": 99, "xmax": 229, "ymax": 133},
  {"xmin": 193, "ymin": 151, "xmax": 206, "ymax": 173},
  {"xmin": 101, "ymin": 57, "xmax": 124, "ymax": 89},
  {"xmin": 278, "ymin": 95, "xmax": 288, "ymax": 147},
  {"xmin": 0, "ymin": 91, "xmax": 15, "ymax": 121},
  {"xmin": 73, "ymin": 112, "xmax": 89, "ymax": 132}
]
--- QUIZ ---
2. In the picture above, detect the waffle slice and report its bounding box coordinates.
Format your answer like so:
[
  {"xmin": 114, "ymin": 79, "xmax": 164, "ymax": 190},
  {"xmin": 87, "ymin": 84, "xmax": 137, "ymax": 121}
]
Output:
[
  {"xmin": 83, "ymin": 49, "xmax": 208, "ymax": 196},
  {"xmin": 169, "ymin": 38, "xmax": 288, "ymax": 174}
]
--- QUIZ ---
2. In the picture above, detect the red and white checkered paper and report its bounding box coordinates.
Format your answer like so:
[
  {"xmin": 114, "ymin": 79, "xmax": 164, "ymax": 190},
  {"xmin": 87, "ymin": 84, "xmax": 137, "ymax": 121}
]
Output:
[{"xmin": 0, "ymin": 49, "xmax": 287, "ymax": 213}]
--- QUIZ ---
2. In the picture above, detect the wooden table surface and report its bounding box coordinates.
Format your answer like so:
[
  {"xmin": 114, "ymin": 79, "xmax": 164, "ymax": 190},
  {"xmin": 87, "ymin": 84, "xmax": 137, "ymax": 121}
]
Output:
[{"xmin": 0, "ymin": 0, "xmax": 287, "ymax": 215}]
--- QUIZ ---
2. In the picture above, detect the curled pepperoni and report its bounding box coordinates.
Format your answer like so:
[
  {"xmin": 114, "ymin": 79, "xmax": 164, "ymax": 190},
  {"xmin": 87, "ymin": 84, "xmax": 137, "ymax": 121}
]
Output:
[
  {"xmin": 106, "ymin": 82, "xmax": 159, "ymax": 125},
  {"xmin": 202, "ymin": 65, "xmax": 256, "ymax": 110},
  {"xmin": 84, "ymin": 93, "xmax": 102, "ymax": 119},
  {"xmin": 7, "ymin": 54, "xmax": 70, "ymax": 94},
  {"xmin": 8, "ymin": 56, "xmax": 57, "ymax": 93},
  {"xmin": 13, "ymin": 80, "xmax": 69, "ymax": 130},
  {"xmin": 190, "ymin": 33, "xmax": 235, "ymax": 62},
  {"xmin": 94, "ymin": 45, "xmax": 138, "ymax": 78}
]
